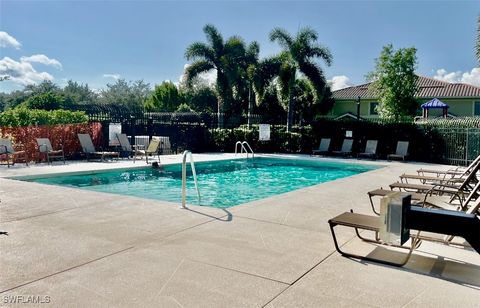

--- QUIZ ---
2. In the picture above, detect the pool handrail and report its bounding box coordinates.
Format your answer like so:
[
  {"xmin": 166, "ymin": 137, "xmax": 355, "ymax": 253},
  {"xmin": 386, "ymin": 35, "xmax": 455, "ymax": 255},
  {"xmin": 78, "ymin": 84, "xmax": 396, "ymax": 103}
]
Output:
[
  {"xmin": 181, "ymin": 150, "xmax": 201, "ymax": 209},
  {"xmin": 235, "ymin": 141, "xmax": 254, "ymax": 158}
]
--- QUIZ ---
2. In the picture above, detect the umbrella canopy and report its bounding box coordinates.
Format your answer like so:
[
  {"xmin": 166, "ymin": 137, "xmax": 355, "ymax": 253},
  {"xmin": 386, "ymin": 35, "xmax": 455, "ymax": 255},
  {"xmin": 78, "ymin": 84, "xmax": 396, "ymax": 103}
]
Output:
[{"xmin": 421, "ymin": 98, "xmax": 449, "ymax": 109}]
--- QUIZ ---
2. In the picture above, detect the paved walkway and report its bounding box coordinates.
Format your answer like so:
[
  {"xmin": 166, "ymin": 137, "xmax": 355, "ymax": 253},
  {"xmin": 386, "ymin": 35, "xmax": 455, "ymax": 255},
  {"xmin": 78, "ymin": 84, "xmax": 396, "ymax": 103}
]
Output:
[{"xmin": 0, "ymin": 154, "xmax": 479, "ymax": 307}]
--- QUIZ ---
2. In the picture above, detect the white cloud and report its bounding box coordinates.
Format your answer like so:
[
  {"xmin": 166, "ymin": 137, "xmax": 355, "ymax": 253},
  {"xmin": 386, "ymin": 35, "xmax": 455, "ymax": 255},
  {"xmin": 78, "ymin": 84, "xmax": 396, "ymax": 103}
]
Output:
[
  {"xmin": 179, "ymin": 63, "xmax": 217, "ymax": 87},
  {"xmin": 0, "ymin": 56, "xmax": 54, "ymax": 86},
  {"xmin": 328, "ymin": 75, "xmax": 352, "ymax": 91},
  {"xmin": 103, "ymin": 73, "xmax": 121, "ymax": 80},
  {"xmin": 433, "ymin": 68, "xmax": 480, "ymax": 87},
  {"xmin": 20, "ymin": 54, "xmax": 62, "ymax": 69},
  {"xmin": 0, "ymin": 31, "xmax": 21, "ymax": 49}
]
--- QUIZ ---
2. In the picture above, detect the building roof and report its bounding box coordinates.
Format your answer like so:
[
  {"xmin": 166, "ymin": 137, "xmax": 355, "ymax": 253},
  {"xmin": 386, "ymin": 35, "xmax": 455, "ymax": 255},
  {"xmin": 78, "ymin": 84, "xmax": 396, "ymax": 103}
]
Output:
[{"xmin": 333, "ymin": 76, "xmax": 480, "ymax": 100}]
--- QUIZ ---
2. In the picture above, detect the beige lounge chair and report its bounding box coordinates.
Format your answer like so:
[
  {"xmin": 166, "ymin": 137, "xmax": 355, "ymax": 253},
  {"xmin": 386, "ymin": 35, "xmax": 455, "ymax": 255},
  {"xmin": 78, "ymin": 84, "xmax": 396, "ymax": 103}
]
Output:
[
  {"xmin": 387, "ymin": 141, "xmax": 409, "ymax": 161},
  {"xmin": 389, "ymin": 161, "xmax": 480, "ymax": 202},
  {"xmin": 116, "ymin": 133, "xmax": 144, "ymax": 162},
  {"xmin": 312, "ymin": 138, "xmax": 330, "ymax": 155},
  {"xmin": 36, "ymin": 138, "xmax": 65, "ymax": 164},
  {"xmin": 78, "ymin": 134, "xmax": 119, "ymax": 161},
  {"xmin": 0, "ymin": 138, "xmax": 28, "ymax": 167},
  {"xmin": 417, "ymin": 154, "xmax": 480, "ymax": 178},
  {"xmin": 136, "ymin": 137, "xmax": 161, "ymax": 164},
  {"xmin": 332, "ymin": 139, "xmax": 353, "ymax": 157},
  {"xmin": 357, "ymin": 140, "xmax": 378, "ymax": 159}
]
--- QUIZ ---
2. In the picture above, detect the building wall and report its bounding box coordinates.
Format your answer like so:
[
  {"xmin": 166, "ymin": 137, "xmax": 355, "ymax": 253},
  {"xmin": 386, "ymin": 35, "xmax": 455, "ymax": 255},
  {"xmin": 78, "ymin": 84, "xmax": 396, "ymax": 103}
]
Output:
[
  {"xmin": 331, "ymin": 99, "xmax": 378, "ymax": 117},
  {"xmin": 332, "ymin": 98, "xmax": 480, "ymax": 117}
]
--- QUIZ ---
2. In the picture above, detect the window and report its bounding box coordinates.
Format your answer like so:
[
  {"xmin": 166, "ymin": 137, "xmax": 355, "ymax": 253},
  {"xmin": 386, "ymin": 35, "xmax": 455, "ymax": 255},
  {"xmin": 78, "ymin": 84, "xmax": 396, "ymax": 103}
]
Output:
[
  {"xmin": 369, "ymin": 102, "xmax": 379, "ymax": 115},
  {"xmin": 475, "ymin": 101, "xmax": 480, "ymax": 116}
]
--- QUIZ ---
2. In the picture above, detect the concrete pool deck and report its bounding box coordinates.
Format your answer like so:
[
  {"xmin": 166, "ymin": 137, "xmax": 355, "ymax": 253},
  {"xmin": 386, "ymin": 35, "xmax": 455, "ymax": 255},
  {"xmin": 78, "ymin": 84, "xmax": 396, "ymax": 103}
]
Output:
[{"xmin": 0, "ymin": 154, "xmax": 479, "ymax": 307}]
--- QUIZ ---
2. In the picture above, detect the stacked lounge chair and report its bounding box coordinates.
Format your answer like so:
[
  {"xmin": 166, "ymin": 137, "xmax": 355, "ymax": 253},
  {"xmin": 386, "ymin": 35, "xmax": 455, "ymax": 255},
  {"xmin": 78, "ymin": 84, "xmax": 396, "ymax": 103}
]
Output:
[{"xmin": 327, "ymin": 157, "xmax": 480, "ymax": 267}]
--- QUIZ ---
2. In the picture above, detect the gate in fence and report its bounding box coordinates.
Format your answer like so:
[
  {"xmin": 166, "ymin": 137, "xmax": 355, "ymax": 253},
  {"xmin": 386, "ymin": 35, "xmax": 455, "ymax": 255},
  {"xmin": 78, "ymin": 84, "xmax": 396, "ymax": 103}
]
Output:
[{"xmin": 435, "ymin": 128, "xmax": 480, "ymax": 166}]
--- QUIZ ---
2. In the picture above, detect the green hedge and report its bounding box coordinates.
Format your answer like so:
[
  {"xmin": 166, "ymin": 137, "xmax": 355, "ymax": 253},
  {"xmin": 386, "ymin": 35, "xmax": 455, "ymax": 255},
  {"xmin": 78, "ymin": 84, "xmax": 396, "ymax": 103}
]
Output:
[
  {"xmin": 0, "ymin": 108, "xmax": 88, "ymax": 127},
  {"xmin": 208, "ymin": 125, "xmax": 315, "ymax": 154}
]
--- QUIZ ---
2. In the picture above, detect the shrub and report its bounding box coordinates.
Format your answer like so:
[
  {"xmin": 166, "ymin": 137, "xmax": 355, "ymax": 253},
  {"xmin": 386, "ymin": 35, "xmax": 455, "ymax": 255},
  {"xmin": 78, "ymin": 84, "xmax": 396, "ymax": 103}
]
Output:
[{"xmin": 0, "ymin": 108, "xmax": 88, "ymax": 127}]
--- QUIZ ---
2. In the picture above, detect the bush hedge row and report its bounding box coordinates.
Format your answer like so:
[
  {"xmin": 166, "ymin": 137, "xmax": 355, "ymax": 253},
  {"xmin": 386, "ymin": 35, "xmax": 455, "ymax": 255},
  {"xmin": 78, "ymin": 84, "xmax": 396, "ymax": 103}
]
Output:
[{"xmin": 0, "ymin": 108, "xmax": 88, "ymax": 127}]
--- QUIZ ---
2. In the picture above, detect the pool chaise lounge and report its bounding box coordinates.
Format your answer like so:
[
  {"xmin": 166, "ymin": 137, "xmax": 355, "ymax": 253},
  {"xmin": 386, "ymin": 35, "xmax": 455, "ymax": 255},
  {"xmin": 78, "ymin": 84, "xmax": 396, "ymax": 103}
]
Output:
[
  {"xmin": 401, "ymin": 155, "xmax": 480, "ymax": 184},
  {"xmin": 328, "ymin": 197, "xmax": 480, "ymax": 267},
  {"xmin": 116, "ymin": 133, "xmax": 145, "ymax": 162},
  {"xmin": 416, "ymin": 154, "xmax": 480, "ymax": 177},
  {"xmin": 312, "ymin": 138, "xmax": 331, "ymax": 155},
  {"xmin": 36, "ymin": 138, "xmax": 65, "ymax": 164},
  {"xmin": 0, "ymin": 138, "xmax": 28, "ymax": 167},
  {"xmin": 331, "ymin": 139, "xmax": 353, "ymax": 157},
  {"xmin": 389, "ymin": 160, "xmax": 480, "ymax": 198},
  {"xmin": 387, "ymin": 141, "xmax": 409, "ymax": 161},
  {"xmin": 78, "ymin": 134, "xmax": 120, "ymax": 161},
  {"xmin": 357, "ymin": 140, "xmax": 378, "ymax": 159}
]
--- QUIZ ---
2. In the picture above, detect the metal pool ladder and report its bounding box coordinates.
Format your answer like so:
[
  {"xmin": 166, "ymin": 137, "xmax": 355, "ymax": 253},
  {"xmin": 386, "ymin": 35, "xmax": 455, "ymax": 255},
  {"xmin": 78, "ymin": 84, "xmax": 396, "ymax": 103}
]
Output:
[
  {"xmin": 235, "ymin": 141, "xmax": 254, "ymax": 158},
  {"xmin": 181, "ymin": 150, "xmax": 201, "ymax": 209}
]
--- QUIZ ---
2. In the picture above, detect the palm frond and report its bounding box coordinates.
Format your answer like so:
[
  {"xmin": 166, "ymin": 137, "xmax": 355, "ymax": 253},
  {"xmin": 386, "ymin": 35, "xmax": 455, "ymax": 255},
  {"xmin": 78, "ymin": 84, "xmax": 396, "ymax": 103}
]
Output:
[
  {"xmin": 185, "ymin": 42, "xmax": 216, "ymax": 62},
  {"xmin": 298, "ymin": 61, "xmax": 327, "ymax": 100},
  {"xmin": 477, "ymin": 15, "xmax": 480, "ymax": 63},
  {"xmin": 305, "ymin": 45, "xmax": 333, "ymax": 66},
  {"xmin": 184, "ymin": 60, "xmax": 215, "ymax": 86},
  {"xmin": 203, "ymin": 24, "xmax": 224, "ymax": 55},
  {"xmin": 297, "ymin": 27, "xmax": 318, "ymax": 45},
  {"xmin": 269, "ymin": 28, "xmax": 293, "ymax": 50}
]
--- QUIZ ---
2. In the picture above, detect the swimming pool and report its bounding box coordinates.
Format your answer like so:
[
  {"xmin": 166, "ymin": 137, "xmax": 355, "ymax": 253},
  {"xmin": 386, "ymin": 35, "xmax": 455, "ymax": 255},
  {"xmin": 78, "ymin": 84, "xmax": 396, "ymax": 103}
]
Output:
[{"xmin": 24, "ymin": 157, "xmax": 379, "ymax": 208}]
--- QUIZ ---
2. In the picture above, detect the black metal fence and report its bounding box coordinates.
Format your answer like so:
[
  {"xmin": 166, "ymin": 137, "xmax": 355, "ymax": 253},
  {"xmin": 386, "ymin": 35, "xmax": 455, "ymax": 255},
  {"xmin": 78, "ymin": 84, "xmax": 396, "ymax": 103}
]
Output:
[
  {"xmin": 435, "ymin": 128, "xmax": 480, "ymax": 165},
  {"xmin": 74, "ymin": 103, "xmax": 269, "ymax": 129}
]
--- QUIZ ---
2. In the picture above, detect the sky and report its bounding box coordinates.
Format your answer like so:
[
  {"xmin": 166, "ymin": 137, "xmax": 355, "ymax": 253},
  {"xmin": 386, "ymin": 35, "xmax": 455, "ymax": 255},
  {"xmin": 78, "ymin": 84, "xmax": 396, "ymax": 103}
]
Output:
[{"xmin": 0, "ymin": 0, "xmax": 479, "ymax": 93}]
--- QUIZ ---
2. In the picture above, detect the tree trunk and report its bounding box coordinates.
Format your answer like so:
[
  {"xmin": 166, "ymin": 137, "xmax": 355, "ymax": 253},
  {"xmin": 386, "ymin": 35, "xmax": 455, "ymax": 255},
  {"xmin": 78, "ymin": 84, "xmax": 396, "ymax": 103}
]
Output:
[
  {"xmin": 286, "ymin": 89, "xmax": 295, "ymax": 132},
  {"xmin": 217, "ymin": 97, "xmax": 224, "ymax": 129},
  {"xmin": 247, "ymin": 85, "xmax": 253, "ymax": 129}
]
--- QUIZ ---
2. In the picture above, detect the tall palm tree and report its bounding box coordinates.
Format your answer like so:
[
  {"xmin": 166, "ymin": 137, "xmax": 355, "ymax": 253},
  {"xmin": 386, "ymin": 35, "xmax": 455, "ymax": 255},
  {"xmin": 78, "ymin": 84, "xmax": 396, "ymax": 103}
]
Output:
[
  {"xmin": 269, "ymin": 27, "xmax": 332, "ymax": 131},
  {"xmin": 476, "ymin": 15, "xmax": 480, "ymax": 63},
  {"xmin": 185, "ymin": 24, "xmax": 245, "ymax": 128}
]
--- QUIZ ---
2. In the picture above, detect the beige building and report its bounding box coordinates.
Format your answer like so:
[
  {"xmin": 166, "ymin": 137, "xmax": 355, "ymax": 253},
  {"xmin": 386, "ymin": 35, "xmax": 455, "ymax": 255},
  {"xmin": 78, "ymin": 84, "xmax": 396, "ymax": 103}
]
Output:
[{"xmin": 331, "ymin": 76, "xmax": 480, "ymax": 119}]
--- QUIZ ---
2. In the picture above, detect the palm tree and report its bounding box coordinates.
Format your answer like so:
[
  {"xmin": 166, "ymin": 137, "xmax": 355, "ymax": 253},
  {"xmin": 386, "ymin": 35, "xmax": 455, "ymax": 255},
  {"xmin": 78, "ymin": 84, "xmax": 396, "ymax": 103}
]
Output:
[
  {"xmin": 185, "ymin": 24, "xmax": 245, "ymax": 128},
  {"xmin": 476, "ymin": 15, "xmax": 480, "ymax": 63},
  {"xmin": 269, "ymin": 27, "xmax": 332, "ymax": 131}
]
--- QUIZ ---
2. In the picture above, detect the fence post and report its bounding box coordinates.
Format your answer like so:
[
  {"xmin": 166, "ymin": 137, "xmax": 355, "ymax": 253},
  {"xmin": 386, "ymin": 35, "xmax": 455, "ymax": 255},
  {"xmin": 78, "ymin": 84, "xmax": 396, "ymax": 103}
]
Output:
[{"xmin": 465, "ymin": 128, "xmax": 469, "ymax": 166}]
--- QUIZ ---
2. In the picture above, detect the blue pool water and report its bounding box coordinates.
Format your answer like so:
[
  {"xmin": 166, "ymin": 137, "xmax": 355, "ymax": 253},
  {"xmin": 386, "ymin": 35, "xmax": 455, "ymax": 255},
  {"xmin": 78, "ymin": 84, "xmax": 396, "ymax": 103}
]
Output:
[{"xmin": 25, "ymin": 158, "xmax": 378, "ymax": 208}]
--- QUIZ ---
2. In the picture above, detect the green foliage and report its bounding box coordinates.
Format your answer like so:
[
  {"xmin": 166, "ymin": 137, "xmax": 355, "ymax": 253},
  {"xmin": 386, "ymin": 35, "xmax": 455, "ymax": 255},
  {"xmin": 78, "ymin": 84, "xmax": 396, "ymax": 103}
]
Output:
[
  {"xmin": 183, "ymin": 86, "xmax": 217, "ymax": 113},
  {"xmin": 63, "ymin": 80, "xmax": 97, "ymax": 103},
  {"xmin": 368, "ymin": 44, "xmax": 418, "ymax": 119},
  {"xmin": 99, "ymin": 79, "xmax": 151, "ymax": 108},
  {"xmin": 184, "ymin": 24, "xmax": 260, "ymax": 127},
  {"xmin": 417, "ymin": 117, "xmax": 480, "ymax": 128},
  {"xmin": 145, "ymin": 81, "xmax": 182, "ymax": 111},
  {"xmin": 269, "ymin": 27, "xmax": 333, "ymax": 131},
  {"xmin": 23, "ymin": 91, "xmax": 74, "ymax": 110},
  {"xmin": 176, "ymin": 103, "xmax": 194, "ymax": 112},
  {"xmin": 0, "ymin": 108, "xmax": 88, "ymax": 127}
]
